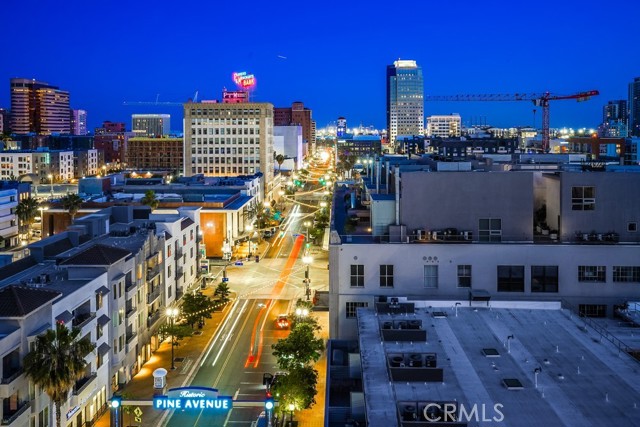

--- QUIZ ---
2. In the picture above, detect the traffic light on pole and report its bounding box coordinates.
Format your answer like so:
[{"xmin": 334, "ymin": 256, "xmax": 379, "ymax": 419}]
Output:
[{"xmin": 265, "ymin": 397, "xmax": 274, "ymax": 411}]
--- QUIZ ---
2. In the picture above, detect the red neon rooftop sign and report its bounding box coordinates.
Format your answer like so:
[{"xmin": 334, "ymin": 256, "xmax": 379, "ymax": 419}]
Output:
[{"xmin": 232, "ymin": 72, "xmax": 256, "ymax": 89}]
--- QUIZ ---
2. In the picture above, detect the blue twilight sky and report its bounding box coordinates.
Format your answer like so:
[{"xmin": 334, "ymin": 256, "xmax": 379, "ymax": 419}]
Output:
[{"xmin": 2, "ymin": 0, "xmax": 639, "ymax": 132}]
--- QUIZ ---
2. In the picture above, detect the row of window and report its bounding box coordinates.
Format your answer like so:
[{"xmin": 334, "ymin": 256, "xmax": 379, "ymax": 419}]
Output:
[
  {"xmin": 345, "ymin": 302, "xmax": 609, "ymax": 319},
  {"xmin": 191, "ymin": 118, "xmax": 261, "ymax": 125},
  {"xmin": 192, "ymin": 127, "xmax": 260, "ymax": 136},
  {"xmin": 189, "ymin": 108, "xmax": 268, "ymax": 116},
  {"xmin": 193, "ymin": 147, "xmax": 260, "ymax": 154},
  {"xmin": 192, "ymin": 157, "xmax": 259, "ymax": 165},
  {"xmin": 349, "ymin": 264, "xmax": 640, "ymax": 291},
  {"xmin": 192, "ymin": 166, "xmax": 256, "ymax": 175}
]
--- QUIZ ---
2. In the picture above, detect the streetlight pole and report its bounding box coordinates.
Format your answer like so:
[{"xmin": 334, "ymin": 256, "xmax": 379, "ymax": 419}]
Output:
[
  {"xmin": 288, "ymin": 403, "xmax": 295, "ymax": 425},
  {"xmin": 302, "ymin": 255, "xmax": 312, "ymax": 301},
  {"xmin": 48, "ymin": 174, "xmax": 53, "ymax": 197},
  {"xmin": 167, "ymin": 308, "xmax": 179, "ymax": 370},
  {"xmin": 246, "ymin": 224, "xmax": 254, "ymax": 258}
]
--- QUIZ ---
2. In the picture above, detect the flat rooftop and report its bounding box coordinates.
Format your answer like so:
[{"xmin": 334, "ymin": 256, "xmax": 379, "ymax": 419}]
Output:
[{"xmin": 358, "ymin": 304, "xmax": 640, "ymax": 427}]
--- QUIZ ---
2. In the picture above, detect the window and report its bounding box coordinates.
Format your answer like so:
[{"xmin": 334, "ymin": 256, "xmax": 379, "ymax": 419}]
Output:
[
  {"xmin": 423, "ymin": 265, "xmax": 438, "ymax": 288},
  {"xmin": 497, "ymin": 265, "xmax": 524, "ymax": 292},
  {"xmin": 350, "ymin": 265, "xmax": 364, "ymax": 287},
  {"xmin": 346, "ymin": 302, "xmax": 368, "ymax": 319},
  {"xmin": 457, "ymin": 265, "xmax": 472, "ymax": 288},
  {"xmin": 168, "ymin": 266, "xmax": 172, "ymax": 278},
  {"xmin": 112, "ymin": 284, "xmax": 117, "ymax": 300},
  {"xmin": 571, "ymin": 186, "xmax": 595, "ymax": 210},
  {"xmin": 380, "ymin": 265, "xmax": 394, "ymax": 287},
  {"xmin": 479, "ymin": 218, "xmax": 502, "ymax": 242},
  {"xmin": 167, "ymin": 245, "xmax": 172, "ymax": 257},
  {"xmin": 613, "ymin": 266, "xmax": 640, "ymax": 283},
  {"xmin": 531, "ymin": 266, "xmax": 558, "ymax": 292},
  {"xmin": 628, "ymin": 222, "xmax": 637, "ymax": 233},
  {"xmin": 578, "ymin": 304, "xmax": 607, "ymax": 318},
  {"xmin": 578, "ymin": 266, "xmax": 606, "ymax": 282}
]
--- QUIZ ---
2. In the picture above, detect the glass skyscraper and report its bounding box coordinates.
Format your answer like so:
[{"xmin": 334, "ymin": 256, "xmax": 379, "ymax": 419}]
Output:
[{"xmin": 386, "ymin": 60, "xmax": 424, "ymax": 147}]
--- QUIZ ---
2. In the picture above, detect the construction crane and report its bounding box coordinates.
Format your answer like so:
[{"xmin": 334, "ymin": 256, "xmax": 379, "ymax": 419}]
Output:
[
  {"xmin": 425, "ymin": 90, "xmax": 599, "ymax": 151},
  {"xmin": 123, "ymin": 91, "xmax": 198, "ymax": 106}
]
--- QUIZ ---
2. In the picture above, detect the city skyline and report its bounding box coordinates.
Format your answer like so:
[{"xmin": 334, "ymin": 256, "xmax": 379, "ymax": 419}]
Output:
[{"xmin": 2, "ymin": 0, "xmax": 639, "ymax": 132}]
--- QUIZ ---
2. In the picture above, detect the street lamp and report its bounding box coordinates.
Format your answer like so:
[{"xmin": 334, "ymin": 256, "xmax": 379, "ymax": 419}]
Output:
[
  {"xmin": 47, "ymin": 174, "xmax": 53, "ymax": 196},
  {"xmin": 39, "ymin": 206, "xmax": 48, "ymax": 239},
  {"xmin": 302, "ymin": 255, "xmax": 313, "ymax": 301},
  {"xmin": 246, "ymin": 224, "xmax": 254, "ymax": 257},
  {"xmin": 167, "ymin": 307, "xmax": 179, "ymax": 370},
  {"xmin": 303, "ymin": 221, "xmax": 311, "ymax": 247},
  {"xmin": 288, "ymin": 403, "xmax": 295, "ymax": 423}
]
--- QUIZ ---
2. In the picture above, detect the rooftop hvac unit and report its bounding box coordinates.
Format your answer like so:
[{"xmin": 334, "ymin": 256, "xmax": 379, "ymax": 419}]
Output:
[
  {"xmin": 416, "ymin": 229, "xmax": 426, "ymax": 241},
  {"xmin": 409, "ymin": 354, "xmax": 423, "ymax": 367},
  {"xmin": 401, "ymin": 404, "xmax": 418, "ymax": 421},
  {"xmin": 426, "ymin": 353, "xmax": 437, "ymax": 368}
]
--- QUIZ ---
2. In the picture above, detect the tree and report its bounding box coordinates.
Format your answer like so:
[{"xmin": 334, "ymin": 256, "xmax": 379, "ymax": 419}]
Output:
[
  {"xmin": 270, "ymin": 366, "xmax": 319, "ymax": 416},
  {"xmin": 24, "ymin": 322, "xmax": 95, "ymax": 427},
  {"xmin": 158, "ymin": 322, "xmax": 191, "ymax": 350},
  {"xmin": 214, "ymin": 282, "xmax": 230, "ymax": 304},
  {"xmin": 15, "ymin": 197, "xmax": 39, "ymax": 240},
  {"xmin": 60, "ymin": 193, "xmax": 83, "ymax": 222},
  {"xmin": 275, "ymin": 154, "xmax": 286, "ymax": 173},
  {"xmin": 181, "ymin": 292, "xmax": 215, "ymax": 328},
  {"xmin": 141, "ymin": 190, "xmax": 160, "ymax": 210},
  {"xmin": 272, "ymin": 322, "xmax": 324, "ymax": 371}
]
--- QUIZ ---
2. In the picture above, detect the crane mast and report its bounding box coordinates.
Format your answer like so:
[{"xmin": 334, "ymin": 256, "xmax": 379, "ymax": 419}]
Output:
[{"xmin": 425, "ymin": 90, "xmax": 599, "ymax": 151}]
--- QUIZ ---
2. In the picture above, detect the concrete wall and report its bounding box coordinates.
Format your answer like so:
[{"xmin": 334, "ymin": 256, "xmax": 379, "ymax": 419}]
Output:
[
  {"xmin": 330, "ymin": 241, "xmax": 640, "ymax": 339},
  {"xmin": 399, "ymin": 171, "xmax": 534, "ymax": 241}
]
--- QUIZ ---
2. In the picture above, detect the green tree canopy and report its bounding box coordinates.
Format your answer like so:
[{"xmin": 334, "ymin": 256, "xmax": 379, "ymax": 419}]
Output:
[
  {"xmin": 141, "ymin": 190, "xmax": 160, "ymax": 210},
  {"xmin": 272, "ymin": 322, "xmax": 324, "ymax": 371},
  {"xmin": 270, "ymin": 366, "xmax": 319, "ymax": 415},
  {"xmin": 275, "ymin": 154, "xmax": 286, "ymax": 173},
  {"xmin": 158, "ymin": 322, "xmax": 192, "ymax": 348},
  {"xmin": 214, "ymin": 282, "xmax": 230, "ymax": 304},
  {"xmin": 24, "ymin": 322, "xmax": 95, "ymax": 427},
  {"xmin": 60, "ymin": 193, "xmax": 83, "ymax": 221},
  {"xmin": 181, "ymin": 292, "xmax": 215, "ymax": 328},
  {"xmin": 15, "ymin": 197, "xmax": 40, "ymax": 239}
]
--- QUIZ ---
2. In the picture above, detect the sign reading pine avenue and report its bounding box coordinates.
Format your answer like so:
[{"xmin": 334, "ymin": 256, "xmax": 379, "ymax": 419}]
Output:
[{"xmin": 153, "ymin": 387, "xmax": 233, "ymax": 411}]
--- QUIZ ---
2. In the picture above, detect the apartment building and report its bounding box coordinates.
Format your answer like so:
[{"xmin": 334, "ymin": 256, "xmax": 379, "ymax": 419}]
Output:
[
  {"xmin": 183, "ymin": 102, "xmax": 275, "ymax": 196},
  {"xmin": 0, "ymin": 205, "xmax": 201, "ymax": 426},
  {"xmin": 127, "ymin": 137, "xmax": 183, "ymax": 171},
  {"xmin": 330, "ymin": 169, "xmax": 640, "ymax": 339},
  {"xmin": 0, "ymin": 188, "xmax": 19, "ymax": 249},
  {"xmin": 10, "ymin": 78, "xmax": 70, "ymax": 135},
  {"xmin": 426, "ymin": 114, "xmax": 462, "ymax": 138},
  {"xmin": 0, "ymin": 150, "xmax": 74, "ymax": 182}
]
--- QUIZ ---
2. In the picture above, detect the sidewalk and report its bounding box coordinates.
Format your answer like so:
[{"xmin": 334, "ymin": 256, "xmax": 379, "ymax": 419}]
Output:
[{"xmin": 94, "ymin": 286, "xmax": 234, "ymax": 427}]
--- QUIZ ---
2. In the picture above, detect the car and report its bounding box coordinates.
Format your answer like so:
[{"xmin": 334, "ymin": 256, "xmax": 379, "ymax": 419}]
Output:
[
  {"xmin": 263, "ymin": 230, "xmax": 274, "ymax": 239},
  {"xmin": 276, "ymin": 314, "xmax": 289, "ymax": 329}
]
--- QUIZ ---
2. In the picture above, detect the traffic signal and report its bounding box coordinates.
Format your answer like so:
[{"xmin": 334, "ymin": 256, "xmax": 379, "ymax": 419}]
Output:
[
  {"xmin": 110, "ymin": 397, "xmax": 121, "ymax": 409},
  {"xmin": 265, "ymin": 397, "xmax": 274, "ymax": 411}
]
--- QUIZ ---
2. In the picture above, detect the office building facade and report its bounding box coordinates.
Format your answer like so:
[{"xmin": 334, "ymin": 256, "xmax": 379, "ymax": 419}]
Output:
[
  {"xmin": 70, "ymin": 109, "xmax": 87, "ymax": 135},
  {"xmin": 274, "ymin": 102, "xmax": 316, "ymax": 156},
  {"xmin": 127, "ymin": 137, "xmax": 183, "ymax": 171},
  {"xmin": 630, "ymin": 77, "xmax": 640, "ymax": 137},
  {"xmin": 426, "ymin": 114, "xmax": 461, "ymax": 138},
  {"xmin": 132, "ymin": 114, "xmax": 170, "ymax": 137},
  {"xmin": 183, "ymin": 102, "xmax": 275, "ymax": 195},
  {"xmin": 10, "ymin": 78, "xmax": 71, "ymax": 135},
  {"xmin": 386, "ymin": 60, "xmax": 424, "ymax": 147}
]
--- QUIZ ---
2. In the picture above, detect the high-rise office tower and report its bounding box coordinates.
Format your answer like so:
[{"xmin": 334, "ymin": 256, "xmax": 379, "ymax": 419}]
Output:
[
  {"xmin": 337, "ymin": 117, "xmax": 347, "ymax": 138},
  {"xmin": 70, "ymin": 109, "xmax": 87, "ymax": 135},
  {"xmin": 603, "ymin": 100, "xmax": 627, "ymax": 125},
  {"xmin": 386, "ymin": 60, "xmax": 424, "ymax": 147},
  {"xmin": 10, "ymin": 78, "xmax": 70, "ymax": 135},
  {"xmin": 183, "ymin": 101, "xmax": 275, "ymax": 195},
  {"xmin": 132, "ymin": 114, "xmax": 170, "ymax": 137},
  {"xmin": 630, "ymin": 77, "xmax": 640, "ymax": 137}
]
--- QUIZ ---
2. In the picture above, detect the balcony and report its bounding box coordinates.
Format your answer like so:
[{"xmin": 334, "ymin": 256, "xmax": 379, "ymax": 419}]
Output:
[
  {"xmin": 147, "ymin": 265, "xmax": 161, "ymax": 280},
  {"xmin": 72, "ymin": 312, "xmax": 96, "ymax": 330},
  {"xmin": 147, "ymin": 311, "xmax": 161, "ymax": 328},
  {"xmin": 1, "ymin": 401, "xmax": 30, "ymax": 425},
  {"xmin": 175, "ymin": 247, "xmax": 183, "ymax": 258},
  {"xmin": 147, "ymin": 287, "xmax": 161, "ymax": 304},
  {"xmin": 73, "ymin": 373, "xmax": 97, "ymax": 397},
  {"xmin": 125, "ymin": 305, "xmax": 137, "ymax": 319},
  {"xmin": 126, "ymin": 332, "xmax": 137, "ymax": 345},
  {"xmin": 125, "ymin": 279, "xmax": 136, "ymax": 293},
  {"xmin": 0, "ymin": 368, "xmax": 23, "ymax": 385},
  {"xmin": 175, "ymin": 267, "xmax": 183, "ymax": 280}
]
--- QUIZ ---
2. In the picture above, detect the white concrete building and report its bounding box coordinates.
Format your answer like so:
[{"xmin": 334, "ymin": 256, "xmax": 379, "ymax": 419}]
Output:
[
  {"xmin": 0, "ymin": 189, "xmax": 19, "ymax": 249},
  {"xmin": 183, "ymin": 102, "xmax": 275, "ymax": 197},
  {"xmin": 273, "ymin": 125, "xmax": 303, "ymax": 171},
  {"xmin": 0, "ymin": 150, "xmax": 74, "ymax": 182},
  {"xmin": 426, "ymin": 114, "xmax": 461, "ymax": 138}
]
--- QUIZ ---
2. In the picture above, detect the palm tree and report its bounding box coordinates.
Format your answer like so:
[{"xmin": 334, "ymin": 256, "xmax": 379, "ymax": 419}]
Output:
[
  {"xmin": 141, "ymin": 190, "xmax": 160, "ymax": 210},
  {"xmin": 275, "ymin": 154, "xmax": 286, "ymax": 174},
  {"xmin": 15, "ymin": 197, "xmax": 39, "ymax": 240},
  {"xmin": 24, "ymin": 322, "xmax": 95, "ymax": 427},
  {"xmin": 60, "ymin": 194, "xmax": 83, "ymax": 222}
]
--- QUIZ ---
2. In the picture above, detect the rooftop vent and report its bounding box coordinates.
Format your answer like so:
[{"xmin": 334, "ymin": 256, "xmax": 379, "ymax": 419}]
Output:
[
  {"xmin": 482, "ymin": 348, "xmax": 501, "ymax": 357},
  {"xmin": 400, "ymin": 404, "xmax": 418, "ymax": 421},
  {"xmin": 502, "ymin": 378, "xmax": 524, "ymax": 390},
  {"xmin": 432, "ymin": 311, "xmax": 448, "ymax": 318}
]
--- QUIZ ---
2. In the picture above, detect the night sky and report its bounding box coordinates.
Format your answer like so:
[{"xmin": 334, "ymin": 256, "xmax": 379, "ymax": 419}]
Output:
[{"xmin": 2, "ymin": 0, "xmax": 639, "ymax": 132}]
